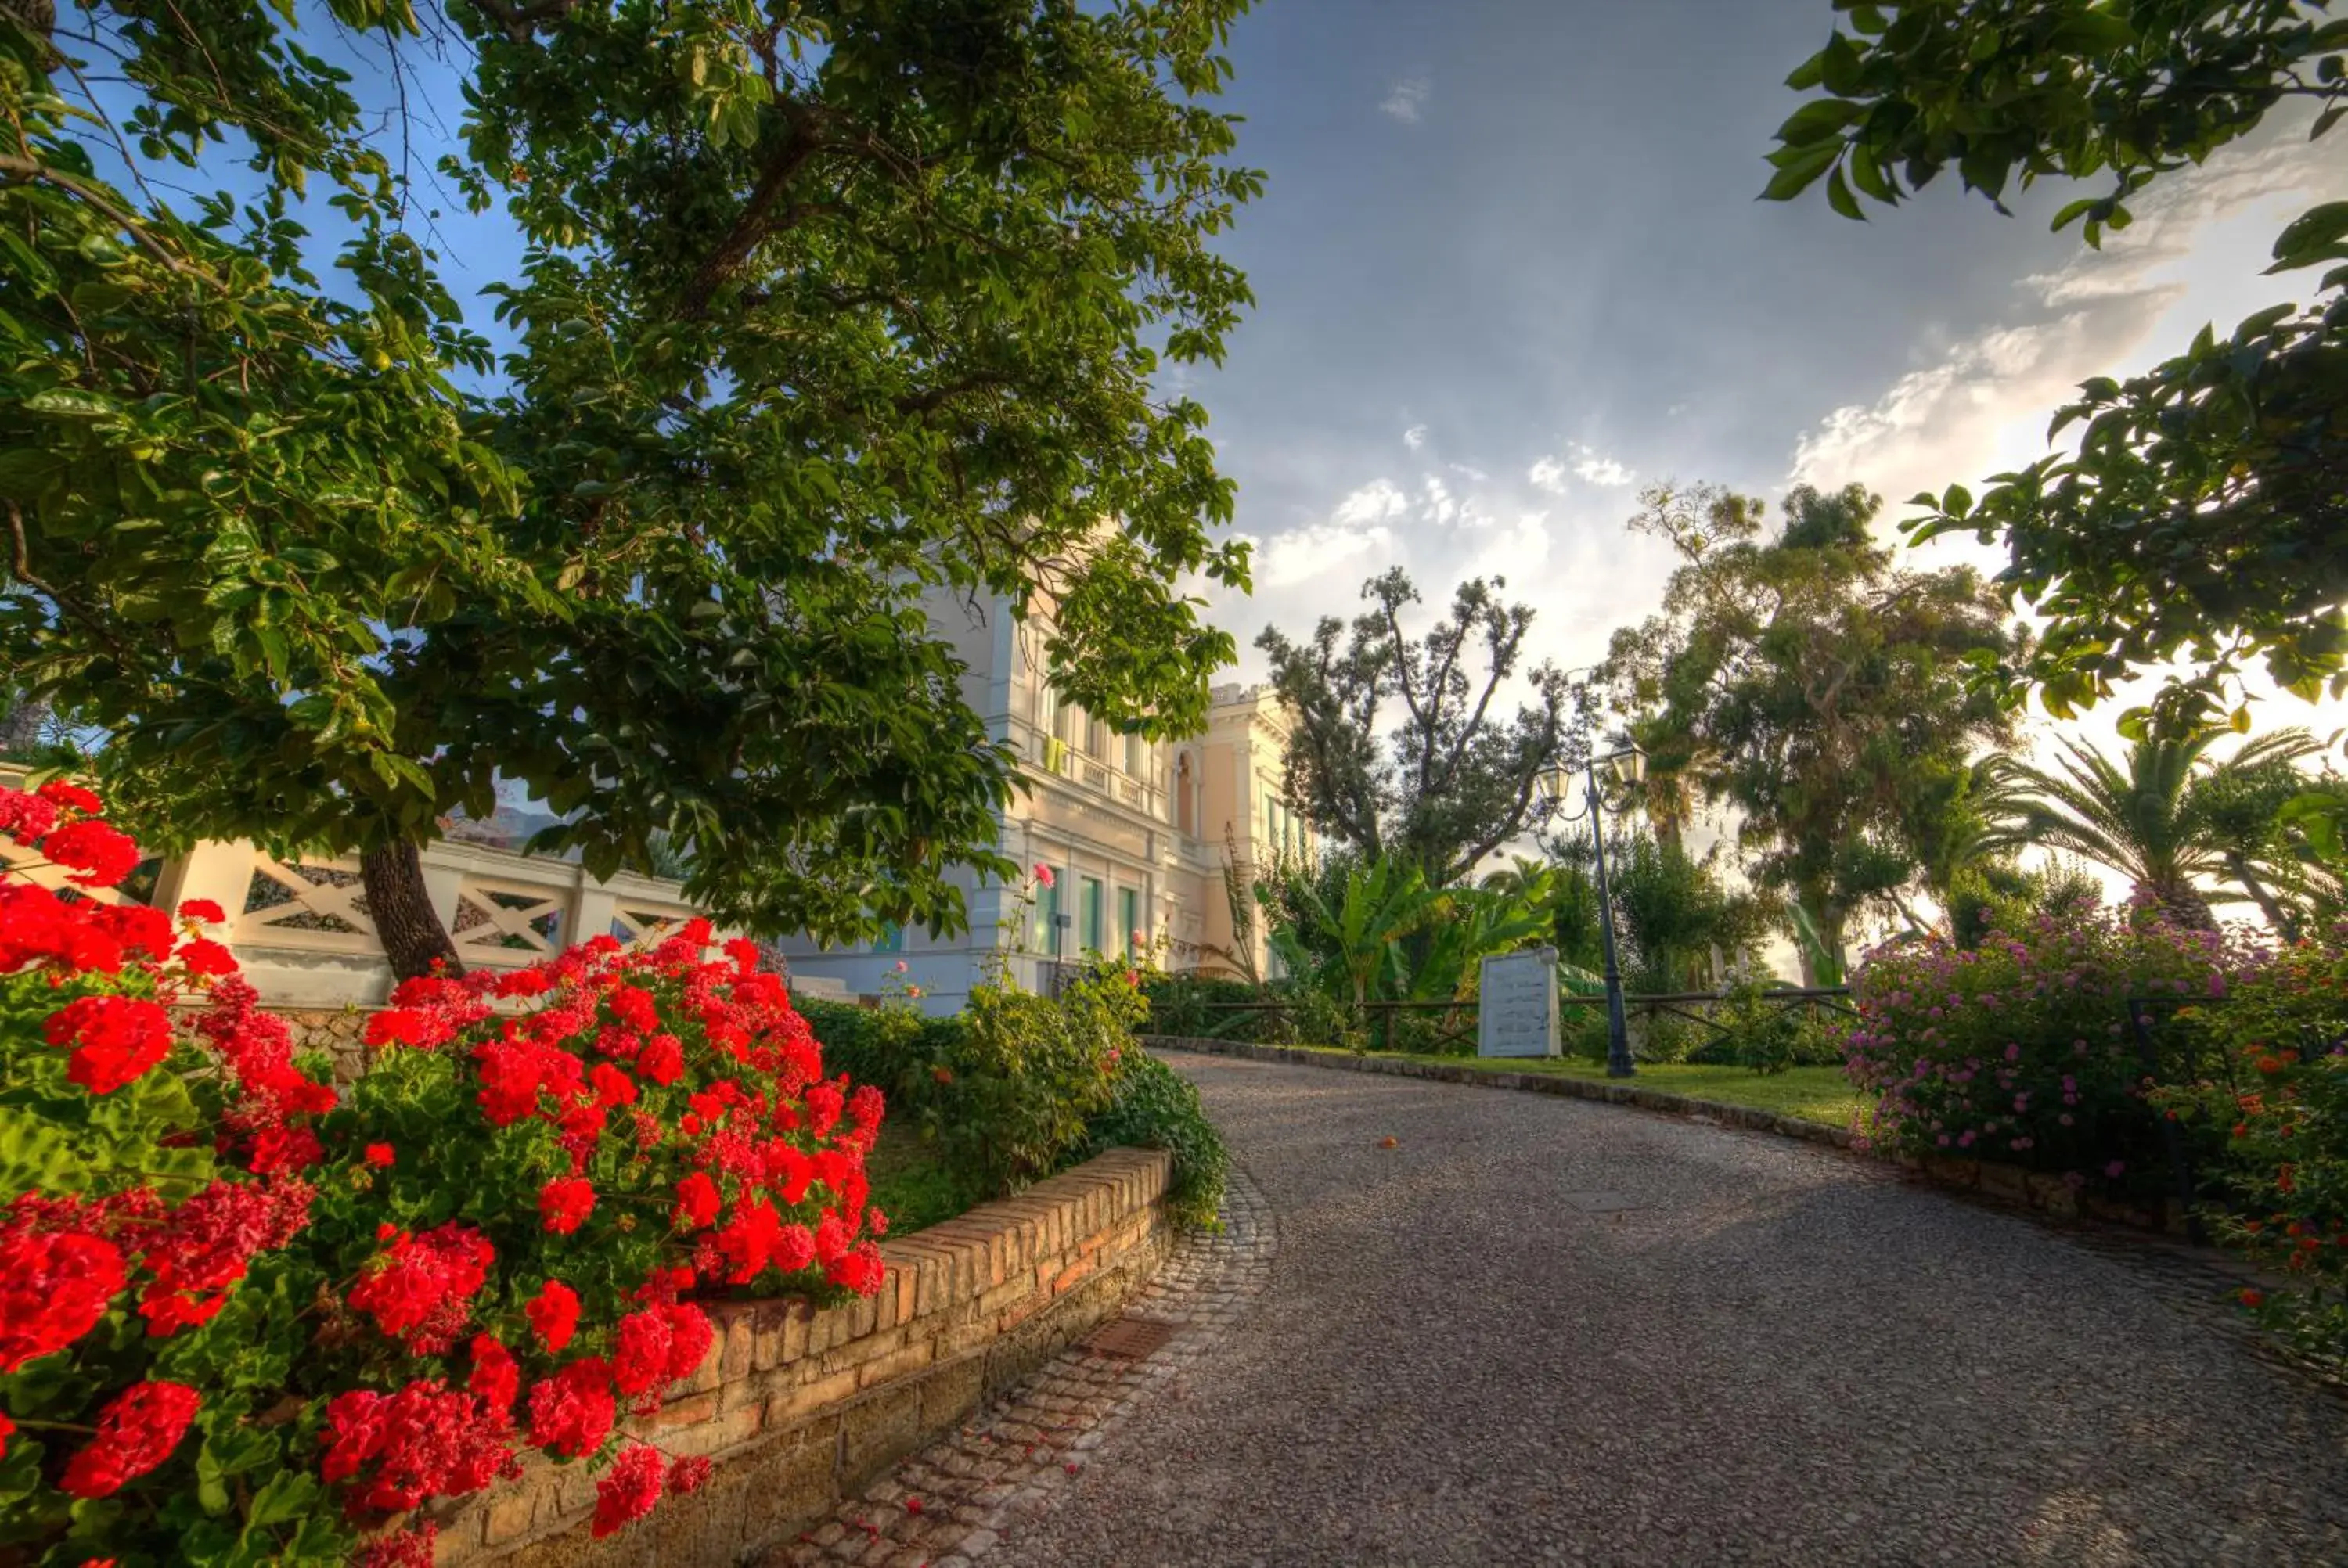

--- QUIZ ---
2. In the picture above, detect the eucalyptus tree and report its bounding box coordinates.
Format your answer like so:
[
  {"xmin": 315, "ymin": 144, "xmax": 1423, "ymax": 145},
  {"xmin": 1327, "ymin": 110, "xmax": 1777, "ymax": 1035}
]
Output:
[
  {"xmin": 1256, "ymin": 569, "xmax": 1579, "ymax": 885},
  {"xmin": 0, "ymin": 0, "xmax": 1259, "ymax": 976},
  {"xmin": 1603, "ymin": 482, "xmax": 2022, "ymax": 981}
]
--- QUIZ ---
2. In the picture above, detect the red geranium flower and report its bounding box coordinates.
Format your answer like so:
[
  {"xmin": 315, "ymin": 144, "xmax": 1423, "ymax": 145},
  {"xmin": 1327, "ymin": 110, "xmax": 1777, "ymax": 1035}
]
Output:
[
  {"xmin": 36, "ymin": 779, "xmax": 103, "ymax": 814},
  {"xmin": 468, "ymin": 1335, "xmax": 520, "ymax": 1417},
  {"xmin": 639, "ymin": 1031, "xmax": 685, "ymax": 1086},
  {"xmin": 525, "ymin": 1278, "xmax": 580, "ymax": 1354},
  {"xmin": 0, "ymin": 1221, "xmax": 126, "ymax": 1370},
  {"xmin": 610, "ymin": 1307, "xmax": 673, "ymax": 1397},
  {"xmin": 526, "ymin": 1357, "xmax": 616, "ymax": 1458},
  {"xmin": 174, "ymin": 938, "xmax": 239, "ymax": 976},
  {"xmin": 363, "ymin": 1143, "xmax": 396, "ymax": 1169},
  {"xmin": 348, "ymin": 1224, "xmax": 494, "ymax": 1354},
  {"xmin": 176, "ymin": 898, "xmax": 227, "ymax": 923},
  {"xmin": 41, "ymin": 819, "xmax": 142, "ymax": 889},
  {"xmin": 668, "ymin": 1455, "xmax": 713, "ymax": 1496},
  {"xmin": 672, "ymin": 1172, "xmax": 720, "ymax": 1232},
  {"xmin": 43, "ymin": 994, "xmax": 173, "ymax": 1095},
  {"xmin": 591, "ymin": 1444, "xmax": 664, "ymax": 1537},
  {"xmin": 538, "ymin": 1178, "xmax": 596, "ymax": 1235},
  {"xmin": 59, "ymin": 1381, "xmax": 200, "ymax": 1498}
]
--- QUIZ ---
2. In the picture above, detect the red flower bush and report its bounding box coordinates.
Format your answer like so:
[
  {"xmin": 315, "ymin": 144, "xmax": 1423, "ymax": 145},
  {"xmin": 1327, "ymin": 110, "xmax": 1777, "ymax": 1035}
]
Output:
[
  {"xmin": 0, "ymin": 782, "xmax": 891, "ymax": 1562},
  {"xmin": 0, "ymin": 1217, "xmax": 127, "ymax": 1370},
  {"xmin": 539, "ymin": 1176, "xmax": 596, "ymax": 1235},
  {"xmin": 44, "ymin": 994, "xmax": 174, "ymax": 1095},
  {"xmin": 58, "ymin": 1382, "xmax": 200, "ymax": 1498},
  {"xmin": 591, "ymin": 1443, "xmax": 665, "ymax": 1537}
]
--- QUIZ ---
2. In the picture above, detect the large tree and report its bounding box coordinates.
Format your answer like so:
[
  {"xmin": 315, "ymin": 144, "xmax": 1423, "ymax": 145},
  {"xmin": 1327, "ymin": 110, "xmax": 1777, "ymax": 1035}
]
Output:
[
  {"xmin": 1763, "ymin": 0, "xmax": 2348, "ymax": 721},
  {"xmin": 1255, "ymin": 568, "xmax": 1577, "ymax": 885},
  {"xmin": 0, "ymin": 0, "xmax": 1259, "ymax": 976},
  {"xmin": 1603, "ymin": 482, "xmax": 2022, "ymax": 981}
]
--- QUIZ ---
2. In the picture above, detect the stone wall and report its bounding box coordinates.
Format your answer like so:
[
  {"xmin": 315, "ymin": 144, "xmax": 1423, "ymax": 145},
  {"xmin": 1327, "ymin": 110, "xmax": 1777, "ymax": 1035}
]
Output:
[{"xmin": 430, "ymin": 1146, "xmax": 1173, "ymax": 1566}]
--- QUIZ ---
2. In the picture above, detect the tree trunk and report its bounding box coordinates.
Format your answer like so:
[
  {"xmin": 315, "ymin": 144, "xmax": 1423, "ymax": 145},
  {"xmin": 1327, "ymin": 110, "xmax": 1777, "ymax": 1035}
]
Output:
[
  {"xmin": 2139, "ymin": 876, "xmax": 2218, "ymax": 932},
  {"xmin": 2224, "ymin": 854, "xmax": 2299, "ymax": 943},
  {"xmin": 360, "ymin": 840, "xmax": 463, "ymax": 981},
  {"xmin": 0, "ymin": 697, "xmax": 51, "ymax": 756}
]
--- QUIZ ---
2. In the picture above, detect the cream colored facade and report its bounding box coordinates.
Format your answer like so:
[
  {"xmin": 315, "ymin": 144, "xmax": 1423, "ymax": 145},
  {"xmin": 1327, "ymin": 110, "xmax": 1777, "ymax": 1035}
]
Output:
[{"xmin": 774, "ymin": 590, "xmax": 1312, "ymax": 1012}]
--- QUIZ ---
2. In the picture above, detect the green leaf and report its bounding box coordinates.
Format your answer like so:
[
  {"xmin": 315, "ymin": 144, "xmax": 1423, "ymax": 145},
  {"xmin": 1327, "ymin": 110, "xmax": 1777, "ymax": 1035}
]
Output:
[
  {"xmin": 2266, "ymin": 200, "xmax": 2348, "ymax": 273},
  {"xmin": 21, "ymin": 389, "xmax": 123, "ymax": 419},
  {"xmin": 1776, "ymin": 97, "xmax": 1865, "ymax": 147},
  {"xmin": 243, "ymin": 1469, "xmax": 319, "ymax": 1532},
  {"xmin": 1825, "ymin": 167, "xmax": 1864, "ymax": 221},
  {"xmin": 1760, "ymin": 141, "xmax": 1842, "ymax": 201}
]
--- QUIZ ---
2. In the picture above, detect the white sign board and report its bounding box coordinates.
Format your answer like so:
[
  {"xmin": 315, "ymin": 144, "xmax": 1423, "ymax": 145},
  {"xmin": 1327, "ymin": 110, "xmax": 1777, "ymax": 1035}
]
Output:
[{"xmin": 1478, "ymin": 947, "xmax": 1559, "ymax": 1058}]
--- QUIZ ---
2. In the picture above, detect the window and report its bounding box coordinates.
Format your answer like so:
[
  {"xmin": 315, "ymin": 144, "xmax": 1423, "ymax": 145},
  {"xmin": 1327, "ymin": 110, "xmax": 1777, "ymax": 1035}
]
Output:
[
  {"xmin": 1032, "ymin": 870, "xmax": 1064, "ymax": 953},
  {"xmin": 1118, "ymin": 886, "xmax": 1140, "ymax": 955},
  {"xmin": 1082, "ymin": 877, "xmax": 1104, "ymax": 952},
  {"xmin": 872, "ymin": 922, "xmax": 902, "ymax": 955},
  {"xmin": 1124, "ymin": 732, "xmax": 1144, "ymax": 778}
]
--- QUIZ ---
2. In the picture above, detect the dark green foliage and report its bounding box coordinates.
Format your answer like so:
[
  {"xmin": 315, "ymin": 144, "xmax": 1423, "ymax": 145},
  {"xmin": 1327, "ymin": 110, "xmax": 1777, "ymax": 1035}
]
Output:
[
  {"xmin": 1765, "ymin": 0, "xmax": 2348, "ymax": 713},
  {"xmin": 2, "ymin": 0, "xmax": 1260, "ymax": 959},
  {"xmin": 1082, "ymin": 1052, "xmax": 1227, "ymax": 1230},
  {"xmin": 802, "ymin": 969, "xmax": 1226, "ymax": 1225}
]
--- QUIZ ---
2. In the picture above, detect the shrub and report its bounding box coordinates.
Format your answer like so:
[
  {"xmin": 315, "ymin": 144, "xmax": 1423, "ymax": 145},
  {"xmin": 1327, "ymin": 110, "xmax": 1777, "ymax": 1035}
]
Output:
[
  {"xmin": 1, "ymin": 782, "xmax": 888, "ymax": 1565},
  {"xmin": 804, "ymin": 963, "xmax": 1139, "ymax": 1197},
  {"xmin": 1137, "ymin": 972, "xmax": 1259, "ymax": 1038},
  {"xmin": 2154, "ymin": 931, "xmax": 2348, "ymax": 1362},
  {"xmin": 1686, "ymin": 982, "xmax": 1846, "ymax": 1074},
  {"xmin": 1845, "ymin": 905, "xmax": 2245, "ymax": 1189},
  {"xmin": 1082, "ymin": 1052, "xmax": 1228, "ymax": 1230}
]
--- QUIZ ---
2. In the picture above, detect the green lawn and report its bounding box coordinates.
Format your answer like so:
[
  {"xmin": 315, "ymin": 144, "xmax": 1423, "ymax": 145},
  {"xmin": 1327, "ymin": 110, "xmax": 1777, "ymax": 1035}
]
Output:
[{"xmin": 1244, "ymin": 1043, "xmax": 1871, "ymax": 1130}]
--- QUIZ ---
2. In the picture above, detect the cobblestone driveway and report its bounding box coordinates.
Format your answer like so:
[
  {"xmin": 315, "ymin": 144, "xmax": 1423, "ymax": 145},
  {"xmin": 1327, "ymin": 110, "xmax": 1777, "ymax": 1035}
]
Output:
[{"xmin": 1007, "ymin": 1051, "xmax": 2348, "ymax": 1567}]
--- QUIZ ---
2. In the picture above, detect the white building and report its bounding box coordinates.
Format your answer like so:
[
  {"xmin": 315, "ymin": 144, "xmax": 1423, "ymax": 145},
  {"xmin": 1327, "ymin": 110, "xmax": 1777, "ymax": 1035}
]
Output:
[{"xmin": 773, "ymin": 589, "xmax": 1313, "ymax": 1012}]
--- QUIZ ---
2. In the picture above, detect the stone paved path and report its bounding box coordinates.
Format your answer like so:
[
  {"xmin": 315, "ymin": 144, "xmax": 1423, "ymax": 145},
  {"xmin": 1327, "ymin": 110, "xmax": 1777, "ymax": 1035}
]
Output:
[
  {"xmin": 757, "ymin": 1156, "xmax": 1274, "ymax": 1568},
  {"xmin": 787, "ymin": 1051, "xmax": 2348, "ymax": 1566}
]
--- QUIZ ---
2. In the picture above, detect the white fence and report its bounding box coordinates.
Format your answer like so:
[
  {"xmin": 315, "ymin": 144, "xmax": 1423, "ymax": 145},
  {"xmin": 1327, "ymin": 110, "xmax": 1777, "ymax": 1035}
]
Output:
[{"xmin": 0, "ymin": 787, "xmax": 718, "ymax": 1009}]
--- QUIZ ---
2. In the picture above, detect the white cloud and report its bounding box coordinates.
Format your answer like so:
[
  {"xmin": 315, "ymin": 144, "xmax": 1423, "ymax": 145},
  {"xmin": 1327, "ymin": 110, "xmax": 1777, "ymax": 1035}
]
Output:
[
  {"xmin": 1251, "ymin": 520, "xmax": 1397, "ymax": 589},
  {"xmin": 1403, "ymin": 423, "xmax": 1428, "ymax": 450},
  {"xmin": 1330, "ymin": 477, "xmax": 1410, "ymax": 530},
  {"xmin": 1789, "ymin": 135, "xmax": 2336, "ymax": 522},
  {"xmin": 1526, "ymin": 455, "xmax": 1568, "ymax": 494},
  {"xmin": 1380, "ymin": 77, "xmax": 1428, "ymax": 124},
  {"xmin": 1449, "ymin": 462, "xmax": 1490, "ymax": 482},
  {"xmin": 1571, "ymin": 444, "xmax": 1633, "ymax": 487}
]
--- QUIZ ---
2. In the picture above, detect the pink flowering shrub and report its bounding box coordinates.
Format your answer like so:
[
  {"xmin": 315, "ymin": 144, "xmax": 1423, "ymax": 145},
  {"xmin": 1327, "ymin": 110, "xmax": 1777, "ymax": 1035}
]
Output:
[
  {"xmin": 2152, "ymin": 929, "xmax": 2348, "ymax": 1361},
  {"xmin": 1845, "ymin": 905, "xmax": 2251, "ymax": 1189},
  {"xmin": 1, "ymin": 782, "xmax": 889, "ymax": 1564}
]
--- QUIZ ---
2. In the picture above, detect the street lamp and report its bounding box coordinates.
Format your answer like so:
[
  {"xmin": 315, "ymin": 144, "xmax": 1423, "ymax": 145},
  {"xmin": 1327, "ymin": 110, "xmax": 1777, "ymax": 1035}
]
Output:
[{"xmin": 1540, "ymin": 739, "xmax": 1645, "ymax": 1079}]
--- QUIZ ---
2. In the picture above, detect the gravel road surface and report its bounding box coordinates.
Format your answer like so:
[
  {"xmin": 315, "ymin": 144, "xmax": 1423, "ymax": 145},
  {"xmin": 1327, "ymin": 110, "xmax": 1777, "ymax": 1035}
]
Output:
[{"xmin": 1000, "ymin": 1050, "xmax": 2348, "ymax": 1568}]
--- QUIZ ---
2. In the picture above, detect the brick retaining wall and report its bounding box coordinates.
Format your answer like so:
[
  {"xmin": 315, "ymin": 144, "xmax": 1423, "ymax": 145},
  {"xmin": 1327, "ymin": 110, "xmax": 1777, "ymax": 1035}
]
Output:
[
  {"xmin": 428, "ymin": 1145, "xmax": 1174, "ymax": 1566},
  {"xmin": 1147, "ymin": 1034, "xmax": 2188, "ymax": 1235}
]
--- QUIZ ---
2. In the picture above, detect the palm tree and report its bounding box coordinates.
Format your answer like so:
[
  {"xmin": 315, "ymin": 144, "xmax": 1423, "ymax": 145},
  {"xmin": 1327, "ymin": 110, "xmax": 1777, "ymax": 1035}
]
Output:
[{"xmin": 1982, "ymin": 726, "xmax": 2325, "ymax": 930}]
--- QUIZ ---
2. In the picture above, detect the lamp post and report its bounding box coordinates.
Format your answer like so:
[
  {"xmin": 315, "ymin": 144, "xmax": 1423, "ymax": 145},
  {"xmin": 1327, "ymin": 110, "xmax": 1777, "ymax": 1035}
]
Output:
[
  {"xmin": 1540, "ymin": 736, "xmax": 1644, "ymax": 1078},
  {"xmin": 1586, "ymin": 743, "xmax": 1644, "ymax": 1077}
]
